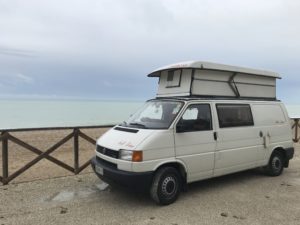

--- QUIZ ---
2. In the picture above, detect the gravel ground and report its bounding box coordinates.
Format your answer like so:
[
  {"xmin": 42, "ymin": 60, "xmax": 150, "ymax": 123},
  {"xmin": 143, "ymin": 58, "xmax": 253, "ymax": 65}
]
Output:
[
  {"xmin": 0, "ymin": 144, "xmax": 299, "ymax": 225},
  {"xmin": 0, "ymin": 128, "xmax": 109, "ymax": 183}
]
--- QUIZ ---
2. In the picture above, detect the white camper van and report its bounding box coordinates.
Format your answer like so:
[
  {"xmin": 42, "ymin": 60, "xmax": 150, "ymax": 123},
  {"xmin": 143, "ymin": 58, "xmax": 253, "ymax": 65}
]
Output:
[{"xmin": 91, "ymin": 61, "xmax": 294, "ymax": 205}]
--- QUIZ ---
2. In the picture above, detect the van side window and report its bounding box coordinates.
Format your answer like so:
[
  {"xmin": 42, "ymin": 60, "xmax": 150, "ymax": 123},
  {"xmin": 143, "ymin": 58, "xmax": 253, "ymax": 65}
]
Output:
[
  {"xmin": 216, "ymin": 104, "xmax": 254, "ymax": 128},
  {"xmin": 177, "ymin": 104, "xmax": 212, "ymax": 132}
]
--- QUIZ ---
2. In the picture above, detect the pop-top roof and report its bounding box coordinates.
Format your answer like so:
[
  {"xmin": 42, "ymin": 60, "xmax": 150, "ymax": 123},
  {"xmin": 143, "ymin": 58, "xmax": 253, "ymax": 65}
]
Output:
[{"xmin": 147, "ymin": 61, "xmax": 281, "ymax": 78}]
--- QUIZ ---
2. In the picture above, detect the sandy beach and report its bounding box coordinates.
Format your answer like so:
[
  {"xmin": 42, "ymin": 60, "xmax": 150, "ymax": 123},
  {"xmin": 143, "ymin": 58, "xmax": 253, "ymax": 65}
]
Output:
[
  {"xmin": 0, "ymin": 143, "xmax": 298, "ymax": 225},
  {"xmin": 0, "ymin": 127, "xmax": 299, "ymax": 224},
  {"xmin": 0, "ymin": 127, "xmax": 110, "ymax": 184}
]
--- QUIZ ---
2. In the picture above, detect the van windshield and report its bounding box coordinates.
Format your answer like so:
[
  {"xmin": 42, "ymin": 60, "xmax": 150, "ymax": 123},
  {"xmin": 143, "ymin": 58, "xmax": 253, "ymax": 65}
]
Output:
[{"xmin": 121, "ymin": 100, "xmax": 184, "ymax": 129}]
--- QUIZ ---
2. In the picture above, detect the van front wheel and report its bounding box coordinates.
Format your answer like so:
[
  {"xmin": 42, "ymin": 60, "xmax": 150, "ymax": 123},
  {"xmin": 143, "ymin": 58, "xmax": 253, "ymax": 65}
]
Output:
[
  {"xmin": 150, "ymin": 167, "xmax": 181, "ymax": 205},
  {"xmin": 266, "ymin": 151, "xmax": 284, "ymax": 176}
]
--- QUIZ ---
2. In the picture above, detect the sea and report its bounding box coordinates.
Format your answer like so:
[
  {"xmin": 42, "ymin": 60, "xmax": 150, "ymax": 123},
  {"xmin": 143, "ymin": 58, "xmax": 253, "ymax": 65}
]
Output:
[
  {"xmin": 0, "ymin": 99, "xmax": 144, "ymax": 130},
  {"xmin": 0, "ymin": 99, "xmax": 299, "ymax": 130}
]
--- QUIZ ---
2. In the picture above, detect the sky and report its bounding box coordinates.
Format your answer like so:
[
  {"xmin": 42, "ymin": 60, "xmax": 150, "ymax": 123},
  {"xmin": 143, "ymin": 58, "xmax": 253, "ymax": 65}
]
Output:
[{"xmin": 0, "ymin": 0, "xmax": 299, "ymax": 103}]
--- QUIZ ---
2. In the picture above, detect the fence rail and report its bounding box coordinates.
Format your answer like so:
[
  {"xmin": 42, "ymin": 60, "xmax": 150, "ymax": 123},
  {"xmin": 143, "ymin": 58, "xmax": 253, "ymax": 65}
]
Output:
[
  {"xmin": 0, "ymin": 125, "xmax": 114, "ymax": 185},
  {"xmin": 0, "ymin": 119, "xmax": 299, "ymax": 185}
]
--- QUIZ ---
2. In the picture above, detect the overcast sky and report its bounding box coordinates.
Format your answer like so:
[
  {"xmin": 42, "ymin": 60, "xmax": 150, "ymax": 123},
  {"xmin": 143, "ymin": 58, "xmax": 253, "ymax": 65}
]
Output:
[{"xmin": 0, "ymin": 0, "xmax": 299, "ymax": 103}]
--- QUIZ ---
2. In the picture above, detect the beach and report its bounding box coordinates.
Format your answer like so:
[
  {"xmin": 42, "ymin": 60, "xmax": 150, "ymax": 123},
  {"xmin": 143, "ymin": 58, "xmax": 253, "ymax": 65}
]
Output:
[
  {"xmin": 0, "ymin": 143, "xmax": 299, "ymax": 225},
  {"xmin": 0, "ymin": 122, "xmax": 299, "ymax": 224},
  {"xmin": 0, "ymin": 127, "xmax": 110, "ymax": 183}
]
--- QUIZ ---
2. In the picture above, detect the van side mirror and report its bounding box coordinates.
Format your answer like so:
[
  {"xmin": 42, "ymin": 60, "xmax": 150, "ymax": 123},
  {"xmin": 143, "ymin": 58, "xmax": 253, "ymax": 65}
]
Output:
[{"xmin": 176, "ymin": 123, "xmax": 186, "ymax": 133}]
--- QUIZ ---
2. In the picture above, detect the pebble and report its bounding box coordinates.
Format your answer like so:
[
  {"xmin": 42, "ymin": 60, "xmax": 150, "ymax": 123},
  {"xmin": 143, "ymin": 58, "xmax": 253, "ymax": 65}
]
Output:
[
  {"xmin": 221, "ymin": 212, "xmax": 228, "ymax": 217},
  {"xmin": 233, "ymin": 215, "xmax": 246, "ymax": 220},
  {"xmin": 60, "ymin": 207, "xmax": 68, "ymax": 214}
]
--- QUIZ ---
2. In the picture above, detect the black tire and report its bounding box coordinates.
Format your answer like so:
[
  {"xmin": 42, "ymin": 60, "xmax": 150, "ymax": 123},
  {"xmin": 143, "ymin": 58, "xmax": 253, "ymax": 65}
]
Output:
[
  {"xmin": 265, "ymin": 151, "xmax": 284, "ymax": 176},
  {"xmin": 150, "ymin": 167, "xmax": 182, "ymax": 205}
]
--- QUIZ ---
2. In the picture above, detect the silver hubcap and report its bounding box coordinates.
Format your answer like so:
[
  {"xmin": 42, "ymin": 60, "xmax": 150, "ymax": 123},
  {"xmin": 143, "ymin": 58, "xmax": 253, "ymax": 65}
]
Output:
[{"xmin": 162, "ymin": 176, "xmax": 177, "ymax": 196}]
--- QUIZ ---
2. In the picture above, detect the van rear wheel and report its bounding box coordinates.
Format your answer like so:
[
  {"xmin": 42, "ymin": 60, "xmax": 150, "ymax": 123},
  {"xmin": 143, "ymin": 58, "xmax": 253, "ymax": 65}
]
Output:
[
  {"xmin": 150, "ymin": 167, "xmax": 181, "ymax": 205},
  {"xmin": 265, "ymin": 151, "xmax": 284, "ymax": 176}
]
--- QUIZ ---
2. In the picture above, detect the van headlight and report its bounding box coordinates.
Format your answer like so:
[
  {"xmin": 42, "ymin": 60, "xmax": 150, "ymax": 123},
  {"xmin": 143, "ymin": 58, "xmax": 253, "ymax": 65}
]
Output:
[{"xmin": 119, "ymin": 150, "xmax": 143, "ymax": 162}]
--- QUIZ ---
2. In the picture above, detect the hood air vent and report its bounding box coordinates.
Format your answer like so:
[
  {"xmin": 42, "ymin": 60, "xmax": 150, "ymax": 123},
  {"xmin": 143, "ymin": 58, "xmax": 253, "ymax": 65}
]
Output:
[{"xmin": 114, "ymin": 126, "xmax": 139, "ymax": 133}]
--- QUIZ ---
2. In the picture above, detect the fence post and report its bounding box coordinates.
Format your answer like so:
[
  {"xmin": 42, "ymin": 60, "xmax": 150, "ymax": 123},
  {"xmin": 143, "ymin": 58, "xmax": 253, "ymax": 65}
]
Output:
[
  {"xmin": 294, "ymin": 119, "xmax": 299, "ymax": 143},
  {"xmin": 73, "ymin": 128, "xmax": 79, "ymax": 174},
  {"xmin": 1, "ymin": 131, "xmax": 9, "ymax": 185}
]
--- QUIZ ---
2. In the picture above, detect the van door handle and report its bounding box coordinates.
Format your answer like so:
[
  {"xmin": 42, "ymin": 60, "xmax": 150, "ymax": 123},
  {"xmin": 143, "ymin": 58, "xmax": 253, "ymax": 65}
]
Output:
[
  {"xmin": 213, "ymin": 132, "xmax": 218, "ymax": 141},
  {"xmin": 259, "ymin": 131, "xmax": 263, "ymax": 137}
]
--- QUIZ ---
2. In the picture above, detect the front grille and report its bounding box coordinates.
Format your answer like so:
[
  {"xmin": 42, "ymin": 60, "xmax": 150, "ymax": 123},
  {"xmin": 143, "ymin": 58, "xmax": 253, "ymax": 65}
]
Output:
[
  {"xmin": 96, "ymin": 145, "xmax": 119, "ymax": 159},
  {"xmin": 96, "ymin": 156, "xmax": 117, "ymax": 169}
]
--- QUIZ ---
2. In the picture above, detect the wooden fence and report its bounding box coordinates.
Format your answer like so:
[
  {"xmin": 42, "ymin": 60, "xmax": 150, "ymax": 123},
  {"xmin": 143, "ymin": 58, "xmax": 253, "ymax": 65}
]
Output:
[
  {"xmin": 0, "ymin": 119, "xmax": 299, "ymax": 185},
  {"xmin": 292, "ymin": 118, "xmax": 300, "ymax": 143},
  {"xmin": 0, "ymin": 125, "xmax": 114, "ymax": 185}
]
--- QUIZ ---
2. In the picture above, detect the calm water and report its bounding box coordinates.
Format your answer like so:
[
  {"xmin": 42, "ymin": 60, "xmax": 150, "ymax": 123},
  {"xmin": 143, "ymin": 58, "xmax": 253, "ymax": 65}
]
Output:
[
  {"xmin": 0, "ymin": 99, "xmax": 144, "ymax": 129},
  {"xmin": 0, "ymin": 99, "xmax": 299, "ymax": 129}
]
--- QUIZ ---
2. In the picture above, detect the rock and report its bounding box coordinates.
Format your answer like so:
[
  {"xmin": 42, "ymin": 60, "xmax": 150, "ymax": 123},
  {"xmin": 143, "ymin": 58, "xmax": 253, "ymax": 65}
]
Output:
[
  {"xmin": 60, "ymin": 207, "xmax": 68, "ymax": 214},
  {"xmin": 221, "ymin": 212, "xmax": 228, "ymax": 217},
  {"xmin": 233, "ymin": 215, "xmax": 246, "ymax": 220}
]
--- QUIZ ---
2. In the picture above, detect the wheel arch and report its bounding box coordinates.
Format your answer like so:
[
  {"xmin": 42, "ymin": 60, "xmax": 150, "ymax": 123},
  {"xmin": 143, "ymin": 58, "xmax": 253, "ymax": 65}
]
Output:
[
  {"xmin": 154, "ymin": 160, "xmax": 188, "ymax": 183},
  {"xmin": 270, "ymin": 146, "xmax": 289, "ymax": 167}
]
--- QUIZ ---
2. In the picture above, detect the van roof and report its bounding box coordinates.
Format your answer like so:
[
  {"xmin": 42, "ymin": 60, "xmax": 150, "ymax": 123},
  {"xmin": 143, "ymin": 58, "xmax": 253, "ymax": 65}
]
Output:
[
  {"xmin": 152, "ymin": 97, "xmax": 281, "ymax": 102},
  {"xmin": 147, "ymin": 61, "xmax": 281, "ymax": 78}
]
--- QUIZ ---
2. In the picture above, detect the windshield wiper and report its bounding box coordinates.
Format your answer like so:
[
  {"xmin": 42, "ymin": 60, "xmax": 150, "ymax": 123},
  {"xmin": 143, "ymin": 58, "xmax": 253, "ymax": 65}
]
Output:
[{"xmin": 129, "ymin": 122, "xmax": 147, "ymax": 128}]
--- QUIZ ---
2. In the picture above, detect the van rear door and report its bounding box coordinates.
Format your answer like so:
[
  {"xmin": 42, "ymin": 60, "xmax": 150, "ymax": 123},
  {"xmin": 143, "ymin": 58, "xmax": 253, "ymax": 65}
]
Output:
[{"xmin": 251, "ymin": 103, "xmax": 292, "ymax": 165}]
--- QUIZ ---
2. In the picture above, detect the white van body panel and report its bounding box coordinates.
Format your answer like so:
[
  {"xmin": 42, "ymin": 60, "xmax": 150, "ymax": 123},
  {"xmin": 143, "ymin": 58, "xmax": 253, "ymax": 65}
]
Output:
[
  {"xmin": 251, "ymin": 102, "xmax": 292, "ymax": 166},
  {"xmin": 94, "ymin": 99, "xmax": 293, "ymax": 185},
  {"xmin": 132, "ymin": 130, "xmax": 176, "ymax": 172},
  {"xmin": 213, "ymin": 127, "xmax": 261, "ymax": 176},
  {"xmin": 157, "ymin": 69, "xmax": 192, "ymax": 97},
  {"xmin": 97, "ymin": 127, "xmax": 155, "ymax": 151}
]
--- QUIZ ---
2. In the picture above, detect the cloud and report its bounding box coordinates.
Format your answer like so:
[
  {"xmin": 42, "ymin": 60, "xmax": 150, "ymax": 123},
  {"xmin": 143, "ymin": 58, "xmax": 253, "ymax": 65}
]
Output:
[
  {"xmin": 0, "ymin": 0, "xmax": 299, "ymax": 101},
  {"xmin": 0, "ymin": 46, "xmax": 36, "ymax": 58},
  {"xmin": 15, "ymin": 73, "xmax": 34, "ymax": 84},
  {"xmin": 0, "ymin": 73, "xmax": 35, "ymax": 87}
]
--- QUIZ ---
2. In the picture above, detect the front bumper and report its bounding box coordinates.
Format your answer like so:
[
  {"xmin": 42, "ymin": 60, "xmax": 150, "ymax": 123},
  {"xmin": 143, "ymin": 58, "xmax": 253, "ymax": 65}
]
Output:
[{"xmin": 91, "ymin": 156, "xmax": 153, "ymax": 191}]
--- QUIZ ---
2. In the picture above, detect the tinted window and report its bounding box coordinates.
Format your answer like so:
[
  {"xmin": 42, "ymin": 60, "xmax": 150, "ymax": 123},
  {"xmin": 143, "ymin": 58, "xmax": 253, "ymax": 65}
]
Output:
[
  {"xmin": 167, "ymin": 71, "xmax": 174, "ymax": 81},
  {"xmin": 177, "ymin": 104, "xmax": 212, "ymax": 132},
  {"xmin": 217, "ymin": 104, "xmax": 254, "ymax": 128}
]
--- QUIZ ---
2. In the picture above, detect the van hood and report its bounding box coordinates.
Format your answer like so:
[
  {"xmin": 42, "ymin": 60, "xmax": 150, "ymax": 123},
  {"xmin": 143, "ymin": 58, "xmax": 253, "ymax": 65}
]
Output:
[{"xmin": 96, "ymin": 126, "xmax": 155, "ymax": 151}]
